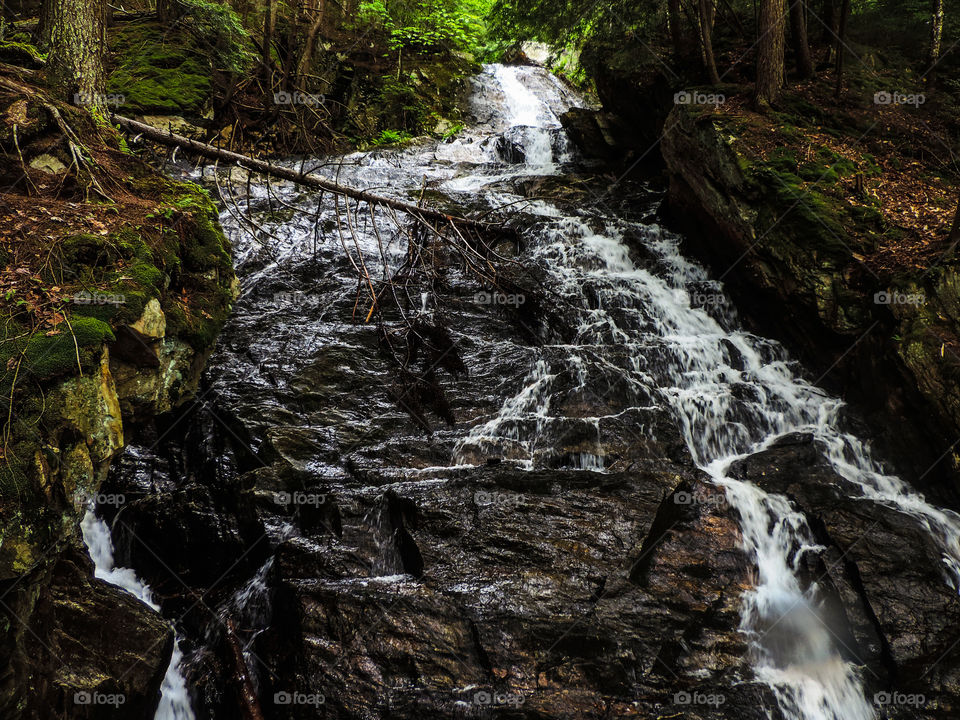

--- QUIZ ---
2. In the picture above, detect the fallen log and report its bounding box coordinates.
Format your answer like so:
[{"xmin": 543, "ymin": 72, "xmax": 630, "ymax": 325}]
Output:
[
  {"xmin": 112, "ymin": 114, "xmax": 508, "ymax": 233},
  {"xmin": 225, "ymin": 618, "xmax": 266, "ymax": 720}
]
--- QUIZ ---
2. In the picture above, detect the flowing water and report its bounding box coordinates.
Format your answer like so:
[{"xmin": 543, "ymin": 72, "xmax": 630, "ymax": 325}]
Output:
[
  {"xmin": 80, "ymin": 508, "xmax": 196, "ymax": 720},
  {"xmin": 100, "ymin": 63, "xmax": 960, "ymax": 719}
]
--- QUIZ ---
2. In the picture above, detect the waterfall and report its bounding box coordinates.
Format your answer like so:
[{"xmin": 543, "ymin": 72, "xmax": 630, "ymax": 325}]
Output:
[
  {"xmin": 173, "ymin": 62, "xmax": 960, "ymax": 719},
  {"xmin": 80, "ymin": 507, "xmax": 196, "ymax": 720},
  {"xmin": 450, "ymin": 65, "xmax": 960, "ymax": 720}
]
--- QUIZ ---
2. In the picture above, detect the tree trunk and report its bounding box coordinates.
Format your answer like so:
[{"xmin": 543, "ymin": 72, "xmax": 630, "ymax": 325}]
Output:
[
  {"xmin": 38, "ymin": 0, "xmax": 105, "ymax": 106},
  {"xmin": 294, "ymin": 0, "xmax": 327, "ymax": 91},
  {"xmin": 951, "ymin": 195, "xmax": 960, "ymax": 245},
  {"xmin": 790, "ymin": 0, "xmax": 814, "ymax": 78},
  {"xmin": 155, "ymin": 0, "xmax": 180, "ymax": 23},
  {"xmin": 261, "ymin": 0, "xmax": 276, "ymax": 108},
  {"xmin": 833, "ymin": 0, "xmax": 850, "ymax": 98},
  {"xmin": 822, "ymin": 0, "xmax": 837, "ymax": 64},
  {"xmin": 669, "ymin": 0, "xmax": 684, "ymax": 58},
  {"xmin": 927, "ymin": 0, "xmax": 944, "ymax": 88},
  {"xmin": 261, "ymin": 0, "xmax": 275, "ymax": 76},
  {"xmin": 699, "ymin": 0, "xmax": 722, "ymax": 84},
  {"xmin": 755, "ymin": 0, "xmax": 787, "ymax": 105}
]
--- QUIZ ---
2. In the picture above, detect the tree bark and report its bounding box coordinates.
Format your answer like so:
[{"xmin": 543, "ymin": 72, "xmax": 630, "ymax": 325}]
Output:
[
  {"xmin": 669, "ymin": 0, "xmax": 684, "ymax": 58},
  {"xmin": 789, "ymin": 0, "xmax": 814, "ymax": 78},
  {"xmin": 155, "ymin": 0, "xmax": 180, "ymax": 23},
  {"xmin": 293, "ymin": 0, "xmax": 327, "ymax": 91},
  {"xmin": 927, "ymin": 0, "xmax": 944, "ymax": 88},
  {"xmin": 225, "ymin": 620, "xmax": 265, "ymax": 720},
  {"xmin": 699, "ymin": 0, "xmax": 722, "ymax": 84},
  {"xmin": 951, "ymin": 195, "xmax": 960, "ymax": 244},
  {"xmin": 261, "ymin": 0, "xmax": 275, "ymax": 76},
  {"xmin": 112, "ymin": 114, "xmax": 512, "ymax": 233},
  {"xmin": 38, "ymin": 0, "xmax": 105, "ymax": 105},
  {"xmin": 821, "ymin": 0, "xmax": 838, "ymax": 64},
  {"xmin": 833, "ymin": 0, "xmax": 850, "ymax": 97},
  {"xmin": 755, "ymin": 0, "xmax": 787, "ymax": 105}
]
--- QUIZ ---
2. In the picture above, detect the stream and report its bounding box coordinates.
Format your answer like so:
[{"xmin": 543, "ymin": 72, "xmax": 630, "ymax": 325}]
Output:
[{"xmin": 88, "ymin": 64, "xmax": 960, "ymax": 719}]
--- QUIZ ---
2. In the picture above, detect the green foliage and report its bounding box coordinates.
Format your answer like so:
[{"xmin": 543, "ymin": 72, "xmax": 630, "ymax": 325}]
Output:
[
  {"xmin": 372, "ymin": 128, "xmax": 413, "ymax": 145},
  {"xmin": 442, "ymin": 122, "xmax": 464, "ymax": 138},
  {"xmin": 176, "ymin": 0, "xmax": 254, "ymax": 73},
  {"xmin": 357, "ymin": 0, "xmax": 492, "ymax": 55}
]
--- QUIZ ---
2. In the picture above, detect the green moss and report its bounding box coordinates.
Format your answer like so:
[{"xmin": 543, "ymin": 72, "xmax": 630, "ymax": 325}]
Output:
[
  {"xmin": 106, "ymin": 20, "xmax": 212, "ymax": 115},
  {"xmin": 849, "ymin": 205, "xmax": 884, "ymax": 227},
  {"xmin": 23, "ymin": 318, "xmax": 114, "ymax": 380},
  {"xmin": 750, "ymin": 166, "xmax": 850, "ymax": 259},
  {"xmin": 816, "ymin": 147, "xmax": 857, "ymax": 177},
  {"xmin": 0, "ymin": 40, "xmax": 46, "ymax": 67},
  {"xmin": 113, "ymin": 227, "xmax": 151, "ymax": 260},
  {"xmin": 126, "ymin": 261, "xmax": 164, "ymax": 289},
  {"xmin": 0, "ymin": 316, "xmax": 113, "ymax": 400},
  {"xmin": 861, "ymin": 154, "xmax": 883, "ymax": 178},
  {"xmin": 162, "ymin": 184, "xmax": 232, "ymax": 273},
  {"xmin": 767, "ymin": 149, "xmax": 799, "ymax": 174},
  {"xmin": 798, "ymin": 163, "xmax": 839, "ymax": 184}
]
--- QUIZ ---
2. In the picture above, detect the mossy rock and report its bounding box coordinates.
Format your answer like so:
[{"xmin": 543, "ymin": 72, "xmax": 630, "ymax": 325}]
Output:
[
  {"xmin": 106, "ymin": 20, "xmax": 212, "ymax": 115},
  {"xmin": 0, "ymin": 317, "xmax": 115, "ymax": 390},
  {"xmin": 0, "ymin": 40, "xmax": 46, "ymax": 68}
]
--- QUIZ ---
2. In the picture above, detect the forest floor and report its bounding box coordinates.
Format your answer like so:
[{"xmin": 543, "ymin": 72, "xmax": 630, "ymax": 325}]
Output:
[{"xmin": 695, "ymin": 49, "xmax": 960, "ymax": 277}]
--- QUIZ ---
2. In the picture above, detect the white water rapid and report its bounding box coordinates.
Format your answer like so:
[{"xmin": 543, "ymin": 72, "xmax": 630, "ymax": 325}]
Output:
[
  {"xmin": 80, "ymin": 507, "xmax": 196, "ymax": 720},
  {"xmin": 446, "ymin": 65, "xmax": 960, "ymax": 720}
]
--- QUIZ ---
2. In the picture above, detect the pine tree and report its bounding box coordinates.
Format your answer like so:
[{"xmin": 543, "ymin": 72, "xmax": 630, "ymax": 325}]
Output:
[
  {"xmin": 756, "ymin": 0, "xmax": 787, "ymax": 105},
  {"xmin": 38, "ymin": 0, "xmax": 106, "ymax": 107}
]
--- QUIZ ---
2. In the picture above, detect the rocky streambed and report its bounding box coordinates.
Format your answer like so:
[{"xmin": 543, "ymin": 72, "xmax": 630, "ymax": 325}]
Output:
[{"xmin": 86, "ymin": 64, "xmax": 960, "ymax": 720}]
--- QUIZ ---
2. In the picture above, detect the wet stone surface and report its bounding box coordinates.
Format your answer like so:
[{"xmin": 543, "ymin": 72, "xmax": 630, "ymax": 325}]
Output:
[{"xmin": 93, "ymin": 64, "xmax": 960, "ymax": 720}]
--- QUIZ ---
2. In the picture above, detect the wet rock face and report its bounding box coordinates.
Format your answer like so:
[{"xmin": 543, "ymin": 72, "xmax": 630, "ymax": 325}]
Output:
[
  {"xmin": 110, "ymin": 484, "xmax": 268, "ymax": 596},
  {"xmin": 94, "ymin": 64, "xmax": 960, "ymax": 720},
  {"xmin": 248, "ymin": 466, "xmax": 766, "ymax": 720},
  {"xmin": 730, "ymin": 434, "xmax": 960, "ymax": 715},
  {"xmin": 97, "ymin": 202, "xmax": 782, "ymax": 719},
  {"xmin": 3, "ymin": 548, "xmax": 172, "ymax": 719}
]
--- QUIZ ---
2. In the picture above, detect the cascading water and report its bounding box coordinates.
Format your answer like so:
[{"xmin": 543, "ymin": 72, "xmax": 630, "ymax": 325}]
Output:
[
  {"xmin": 441, "ymin": 67, "xmax": 960, "ymax": 720},
  {"xmin": 80, "ymin": 508, "xmax": 196, "ymax": 720},
  {"xmin": 120, "ymin": 63, "xmax": 960, "ymax": 718}
]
